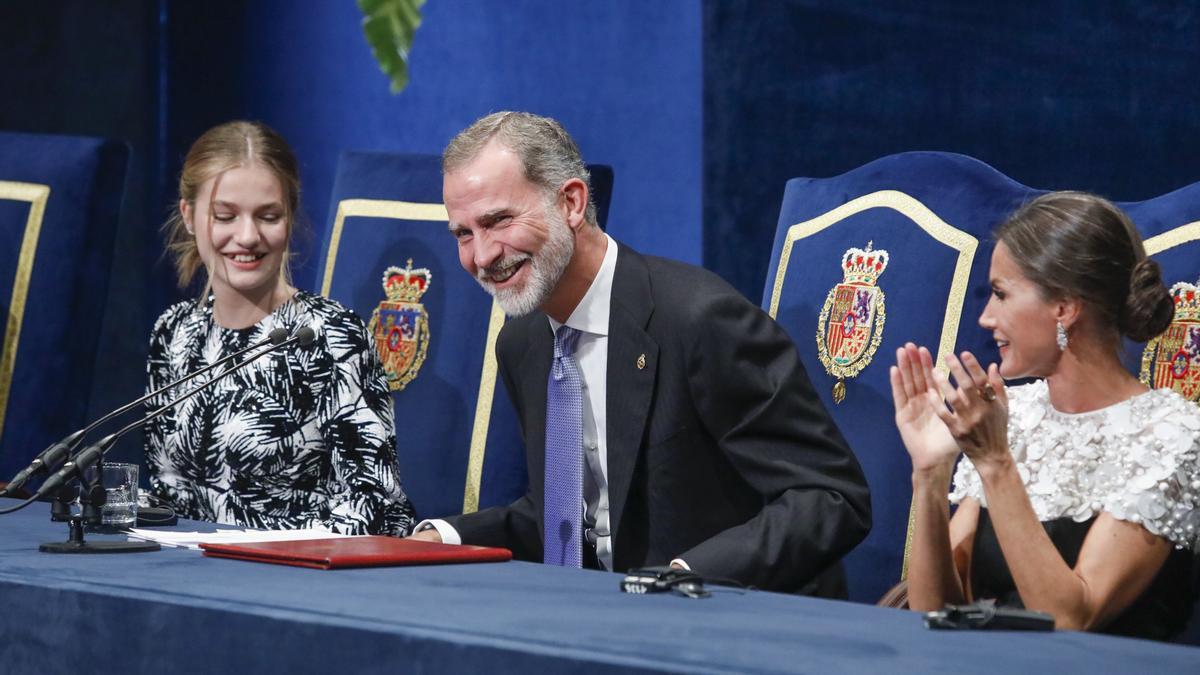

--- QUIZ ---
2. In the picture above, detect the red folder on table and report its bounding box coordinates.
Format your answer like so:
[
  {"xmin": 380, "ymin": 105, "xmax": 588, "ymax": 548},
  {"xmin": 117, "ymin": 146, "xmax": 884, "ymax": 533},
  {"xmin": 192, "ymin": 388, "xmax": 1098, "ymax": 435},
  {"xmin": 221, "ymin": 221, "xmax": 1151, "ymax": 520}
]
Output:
[{"xmin": 200, "ymin": 536, "xmax": 512, "ymax": 569}]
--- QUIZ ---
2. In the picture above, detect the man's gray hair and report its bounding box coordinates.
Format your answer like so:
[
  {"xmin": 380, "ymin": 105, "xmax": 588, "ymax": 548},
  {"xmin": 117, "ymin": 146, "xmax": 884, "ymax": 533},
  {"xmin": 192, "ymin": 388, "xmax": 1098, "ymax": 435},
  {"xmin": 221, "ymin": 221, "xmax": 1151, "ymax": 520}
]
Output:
[{"xmin": 442, "ymin": 111, "xmax": 598, "ymax": 226}]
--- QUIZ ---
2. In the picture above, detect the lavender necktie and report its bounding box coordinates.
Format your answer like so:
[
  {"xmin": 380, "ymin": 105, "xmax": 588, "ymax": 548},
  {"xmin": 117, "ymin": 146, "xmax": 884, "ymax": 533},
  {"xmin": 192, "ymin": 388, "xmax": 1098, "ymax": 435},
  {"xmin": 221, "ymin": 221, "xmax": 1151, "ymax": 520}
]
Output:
[{"xmin": 543, "ymin": 325, "xmax": 583, "ymax": 567}]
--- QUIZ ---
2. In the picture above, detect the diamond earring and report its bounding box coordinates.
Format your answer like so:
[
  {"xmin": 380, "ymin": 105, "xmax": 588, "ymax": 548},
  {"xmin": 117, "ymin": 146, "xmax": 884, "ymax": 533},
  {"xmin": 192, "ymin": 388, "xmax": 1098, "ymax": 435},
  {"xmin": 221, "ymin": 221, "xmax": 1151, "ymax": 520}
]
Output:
[{"xmin": 1056, "ymin": 321, "xmax": 1068, "ymax": 352}]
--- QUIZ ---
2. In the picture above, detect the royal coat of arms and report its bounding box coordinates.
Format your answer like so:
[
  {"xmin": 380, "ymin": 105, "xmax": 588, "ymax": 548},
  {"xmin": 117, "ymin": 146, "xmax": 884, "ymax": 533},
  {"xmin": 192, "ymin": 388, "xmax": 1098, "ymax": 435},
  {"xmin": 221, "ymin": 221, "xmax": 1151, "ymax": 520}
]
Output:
[
  {"xmin": 1141, "ymin": 279, "xmax": 1200, "ymax": 403},
  {"xmin": 816, "ymin": 242, "xmax": 889, "ymax": 404},
  {"xmin": 368, "ymin": 259, "xmax": 431, "ymax": 391}
]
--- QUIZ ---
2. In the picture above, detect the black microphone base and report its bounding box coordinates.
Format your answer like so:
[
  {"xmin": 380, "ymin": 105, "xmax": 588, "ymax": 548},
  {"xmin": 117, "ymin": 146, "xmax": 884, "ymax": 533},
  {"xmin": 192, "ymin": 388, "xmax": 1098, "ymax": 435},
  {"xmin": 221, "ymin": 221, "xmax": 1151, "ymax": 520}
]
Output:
[
  {"xmin": 39, "ymin": 514, "xmax": 161, "ymax": 554},
  {"xmin": 40, "ymin": 540, "xmax": 161, "ymax": 554}
]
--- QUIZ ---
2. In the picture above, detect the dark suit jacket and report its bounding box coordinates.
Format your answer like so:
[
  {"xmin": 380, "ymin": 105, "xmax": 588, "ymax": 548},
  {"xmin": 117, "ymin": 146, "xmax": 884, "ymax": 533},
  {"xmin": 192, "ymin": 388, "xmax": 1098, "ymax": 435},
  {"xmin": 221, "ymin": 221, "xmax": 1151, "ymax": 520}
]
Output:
[{"xmin": 447, "ymin": 242, "xmax": 870, "ymax": 594}]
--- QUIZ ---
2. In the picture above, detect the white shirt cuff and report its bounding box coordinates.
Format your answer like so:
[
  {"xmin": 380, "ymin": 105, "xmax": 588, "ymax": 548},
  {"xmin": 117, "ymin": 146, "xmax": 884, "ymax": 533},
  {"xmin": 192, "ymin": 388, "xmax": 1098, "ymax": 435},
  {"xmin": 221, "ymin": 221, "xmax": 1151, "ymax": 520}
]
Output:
[
  {"xmin": 415, "ymin": 519, "xmax": 462, "ymax": 545},
  {"xmin": 670, "ymin": 558, "xmax": 690, "ymax": 570}
]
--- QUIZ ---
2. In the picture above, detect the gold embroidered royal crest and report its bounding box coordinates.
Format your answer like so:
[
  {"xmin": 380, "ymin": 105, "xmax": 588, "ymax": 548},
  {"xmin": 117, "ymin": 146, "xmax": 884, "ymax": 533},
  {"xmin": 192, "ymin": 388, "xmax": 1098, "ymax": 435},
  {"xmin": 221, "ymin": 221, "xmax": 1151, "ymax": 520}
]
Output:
[
  {"xmin": 368, "ymin": 259, "xmax": 432, "ymax": 391},
  {"xmin": 816, "ymin": 242, "xmax": 889, "ymax": 404},
  {"xmin": 1140, "ymin": 278, "xmax": 1200, "ymax": 403}
]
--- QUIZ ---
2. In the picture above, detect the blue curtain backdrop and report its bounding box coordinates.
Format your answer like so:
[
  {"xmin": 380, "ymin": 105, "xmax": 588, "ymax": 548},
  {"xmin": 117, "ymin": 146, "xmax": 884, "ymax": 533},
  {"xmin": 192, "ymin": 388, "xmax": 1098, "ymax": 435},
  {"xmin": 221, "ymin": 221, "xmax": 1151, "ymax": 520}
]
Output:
[
  {"xmin": 163, "ymin": 0, "xmax": 705, "ymax": 291},
  {"xmin": 703, "ymin": 0, "xmax": 1200, "ymax": 300},
  {"xmin": 1, "ymin": 0, "xmax": 1198, "ymax": 517}
]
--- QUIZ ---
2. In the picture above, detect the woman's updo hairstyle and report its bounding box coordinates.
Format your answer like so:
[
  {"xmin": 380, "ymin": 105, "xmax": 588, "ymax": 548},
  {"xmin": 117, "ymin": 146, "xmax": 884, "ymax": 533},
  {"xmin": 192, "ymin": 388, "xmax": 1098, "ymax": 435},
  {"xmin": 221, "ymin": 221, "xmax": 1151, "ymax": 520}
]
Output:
[
  {"xmin": 164, "ymin": 120, "xmax": 301, "ymax": 289},
  {"xmin": 995, "ymin": 191, "xmax": 1174, "ymax": 343}
]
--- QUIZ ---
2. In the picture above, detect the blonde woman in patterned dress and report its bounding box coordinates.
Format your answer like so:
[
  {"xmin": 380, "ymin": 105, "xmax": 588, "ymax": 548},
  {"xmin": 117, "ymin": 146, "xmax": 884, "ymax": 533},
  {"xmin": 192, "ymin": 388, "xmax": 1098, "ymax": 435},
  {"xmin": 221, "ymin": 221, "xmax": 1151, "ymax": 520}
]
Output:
[
  {"xmin": 892, "ymin": 191, "xmax": 1199, "ymax": 639},
  {"xmin": 145, "ymin": 121, "xmax": 414, "ymax": 536}
]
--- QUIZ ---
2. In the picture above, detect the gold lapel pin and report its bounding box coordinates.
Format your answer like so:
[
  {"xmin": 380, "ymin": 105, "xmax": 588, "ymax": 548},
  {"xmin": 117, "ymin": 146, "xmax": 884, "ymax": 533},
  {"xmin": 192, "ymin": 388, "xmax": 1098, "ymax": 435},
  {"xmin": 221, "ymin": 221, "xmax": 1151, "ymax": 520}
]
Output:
[{"xmin": 636, "ymin": 354, "xmax": 646, "ymax": 370}]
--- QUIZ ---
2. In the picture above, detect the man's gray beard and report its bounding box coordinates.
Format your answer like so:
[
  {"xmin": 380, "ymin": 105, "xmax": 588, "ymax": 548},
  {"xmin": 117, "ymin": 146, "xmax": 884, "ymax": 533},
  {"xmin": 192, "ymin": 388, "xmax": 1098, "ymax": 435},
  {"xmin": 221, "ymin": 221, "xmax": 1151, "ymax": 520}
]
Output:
[{"xmin": 476, "ymin": 205, "xmax": 575, "ymax": 317}]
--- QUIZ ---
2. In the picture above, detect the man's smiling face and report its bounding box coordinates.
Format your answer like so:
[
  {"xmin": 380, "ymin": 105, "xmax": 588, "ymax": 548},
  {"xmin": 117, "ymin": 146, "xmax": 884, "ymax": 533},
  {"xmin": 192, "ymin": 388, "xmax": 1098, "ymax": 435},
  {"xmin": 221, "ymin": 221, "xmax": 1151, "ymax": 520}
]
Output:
[{"xmin": 444, "ymin": 140, "xmax": 574, "ymax": 316}]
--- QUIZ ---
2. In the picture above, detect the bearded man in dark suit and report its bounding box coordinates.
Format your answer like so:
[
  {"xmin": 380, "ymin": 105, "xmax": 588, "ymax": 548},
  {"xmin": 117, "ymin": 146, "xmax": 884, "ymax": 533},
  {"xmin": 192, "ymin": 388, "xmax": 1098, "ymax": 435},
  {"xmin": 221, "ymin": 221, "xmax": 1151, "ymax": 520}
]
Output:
[{"xmin": 409, "ymin": 111, "xmax": 869, "ymax": 595}]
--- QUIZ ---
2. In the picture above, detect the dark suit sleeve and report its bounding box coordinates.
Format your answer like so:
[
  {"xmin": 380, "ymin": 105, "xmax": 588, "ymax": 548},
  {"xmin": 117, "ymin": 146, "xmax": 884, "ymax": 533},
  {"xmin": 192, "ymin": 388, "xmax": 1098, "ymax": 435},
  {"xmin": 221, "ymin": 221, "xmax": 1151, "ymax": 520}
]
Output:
[
  {"xmin": 676, "ymin": 291, "xmax": 871, "ymax": 591},
  {"xmin": 444, "ymin": 498, "xmax": 539, "ymax": 558},
  {"xmin": 443, "ymin": 324, "xmax": 542, "ymax": 561}
]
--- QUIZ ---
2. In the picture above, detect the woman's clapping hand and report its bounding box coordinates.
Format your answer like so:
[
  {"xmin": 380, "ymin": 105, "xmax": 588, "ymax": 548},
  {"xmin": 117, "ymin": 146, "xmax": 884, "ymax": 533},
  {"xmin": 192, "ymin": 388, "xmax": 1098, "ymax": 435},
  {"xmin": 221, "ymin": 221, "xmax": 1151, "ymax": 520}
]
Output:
[
  {"xmin": 890, "ymin": 343, "xmax": 962, "ymax": 473},
  {"xmin": 930, "ymin": 350, "xmax": 1010, "ymax": 471}
]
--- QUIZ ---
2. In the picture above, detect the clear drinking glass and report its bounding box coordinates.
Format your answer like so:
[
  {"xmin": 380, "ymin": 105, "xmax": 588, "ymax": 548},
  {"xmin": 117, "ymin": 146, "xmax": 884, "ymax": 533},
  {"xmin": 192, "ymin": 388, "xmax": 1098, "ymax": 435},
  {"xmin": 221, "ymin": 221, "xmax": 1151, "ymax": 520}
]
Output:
[{"xmin": 100, "ymin": 462, "xmax": 138, "ymax": 527}]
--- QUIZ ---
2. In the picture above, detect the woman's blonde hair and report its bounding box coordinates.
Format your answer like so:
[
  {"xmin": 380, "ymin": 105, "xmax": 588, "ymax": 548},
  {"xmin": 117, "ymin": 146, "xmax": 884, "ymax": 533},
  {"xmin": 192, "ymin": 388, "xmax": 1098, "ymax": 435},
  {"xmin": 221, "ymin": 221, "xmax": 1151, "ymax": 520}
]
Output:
[{"xmin": 164, "ymin": 120, "xmax": 301, "ymax": 291}]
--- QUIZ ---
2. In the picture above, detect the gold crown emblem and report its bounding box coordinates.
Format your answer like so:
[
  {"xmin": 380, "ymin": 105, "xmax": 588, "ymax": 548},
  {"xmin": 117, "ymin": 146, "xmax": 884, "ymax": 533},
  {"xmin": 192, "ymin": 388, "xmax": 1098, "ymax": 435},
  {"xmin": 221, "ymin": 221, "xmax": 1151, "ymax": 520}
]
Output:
[
  {"xmin": 1170, "ymin": 280, "xmax": 1200, "ymax": 322},
  {"xmin": 382, "ymin": 259, "xmax": 432, "ymax": 303},
  {"xmin": 841, "ymin": 241, "xmax": 889, "ymax": 286}
]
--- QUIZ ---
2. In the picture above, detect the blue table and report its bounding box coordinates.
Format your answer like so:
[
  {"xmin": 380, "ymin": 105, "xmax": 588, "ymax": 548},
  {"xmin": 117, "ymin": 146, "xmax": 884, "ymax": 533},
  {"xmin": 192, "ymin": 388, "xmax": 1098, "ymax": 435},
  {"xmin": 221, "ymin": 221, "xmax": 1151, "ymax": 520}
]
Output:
[{"xmin": 1, "ymin": 500, "xmax": 1196, "ymax": 673}]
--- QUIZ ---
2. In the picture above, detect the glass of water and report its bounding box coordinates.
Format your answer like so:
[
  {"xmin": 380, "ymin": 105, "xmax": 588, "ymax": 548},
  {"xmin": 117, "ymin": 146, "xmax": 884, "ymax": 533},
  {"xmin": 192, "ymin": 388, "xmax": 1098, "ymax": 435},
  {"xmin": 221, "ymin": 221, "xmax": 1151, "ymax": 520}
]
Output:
[{"xmin": 100, "ymin": 462, "xmax": 139, "ymax": 527}]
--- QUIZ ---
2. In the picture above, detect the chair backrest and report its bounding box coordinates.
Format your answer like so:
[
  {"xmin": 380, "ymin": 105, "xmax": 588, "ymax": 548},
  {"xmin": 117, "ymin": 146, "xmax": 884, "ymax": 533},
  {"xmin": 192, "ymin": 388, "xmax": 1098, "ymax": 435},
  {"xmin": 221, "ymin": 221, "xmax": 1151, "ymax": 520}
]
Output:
[
  {"xmin": 764, "ymin": 152, "xmax": 1032, "ymax": 603},
  {"xmin": 764, "ymin": 151, "xmax": 1200, "ymax": 607},
  {"xmin": 315, "ymin": 151, "xmax": 613, "ymax": 521},
  {"xmin": 1123, "ymin": 185, "xmax": 1200, "ymax": 407},
  {"xmin": 0, "ymin": 131, "xmax": 128, "ymax": 478}
]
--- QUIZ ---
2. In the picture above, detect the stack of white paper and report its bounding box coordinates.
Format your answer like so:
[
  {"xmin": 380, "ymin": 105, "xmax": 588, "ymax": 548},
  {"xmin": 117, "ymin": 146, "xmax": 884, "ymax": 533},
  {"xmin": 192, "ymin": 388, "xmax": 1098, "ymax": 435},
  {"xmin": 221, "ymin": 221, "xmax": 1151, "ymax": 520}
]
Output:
[{"xmin": 125, "ymin": 527, "xmax": 350, "ymax": 550}]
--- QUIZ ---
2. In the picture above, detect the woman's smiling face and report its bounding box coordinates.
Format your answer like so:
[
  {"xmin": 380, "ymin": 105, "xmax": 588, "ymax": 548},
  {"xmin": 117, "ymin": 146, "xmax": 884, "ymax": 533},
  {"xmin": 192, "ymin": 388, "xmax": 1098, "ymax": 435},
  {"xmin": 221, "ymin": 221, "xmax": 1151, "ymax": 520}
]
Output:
[
  {"xmin": 979, "ymin": 241, "xmax": 1063, "ymax": 379},
  {"xmin": 184, "ymin": 162, "xmax": 290, "ymax": 301}
]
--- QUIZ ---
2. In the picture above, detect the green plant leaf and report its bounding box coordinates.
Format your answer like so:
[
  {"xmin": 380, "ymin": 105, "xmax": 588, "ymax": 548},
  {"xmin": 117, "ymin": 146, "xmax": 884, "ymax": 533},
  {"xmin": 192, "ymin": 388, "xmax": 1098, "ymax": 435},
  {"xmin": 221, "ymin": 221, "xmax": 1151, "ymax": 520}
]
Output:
[{"xmin": 358, "ymin": 0, "xmax": 426, "ymax": 94}]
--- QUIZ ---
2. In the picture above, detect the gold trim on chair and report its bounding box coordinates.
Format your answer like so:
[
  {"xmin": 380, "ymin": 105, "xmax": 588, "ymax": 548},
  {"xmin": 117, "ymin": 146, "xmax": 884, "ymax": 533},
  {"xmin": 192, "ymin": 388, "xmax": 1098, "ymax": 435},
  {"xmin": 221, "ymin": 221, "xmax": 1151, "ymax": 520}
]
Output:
[
  {"xmin": 322, "ymin": 199, "xmax": 450, "ymax": 297},
  {"xmin": 1144, "ymin": 221, "xmax": 1200, "ymax": 256},
  {"xmin": 766, "ymin": 189, "xmax": 979, "ymax": 581},
  {"xmin": 321, "ymin": 198, "xmax": 503, "ymax": 514},
  {"xmin": 462, "ymin": 299, "xmax": 506, "ymax": 513},
  {"xmin": 0, "ymin": 181, "xmax": 51, "ymax": 449}
]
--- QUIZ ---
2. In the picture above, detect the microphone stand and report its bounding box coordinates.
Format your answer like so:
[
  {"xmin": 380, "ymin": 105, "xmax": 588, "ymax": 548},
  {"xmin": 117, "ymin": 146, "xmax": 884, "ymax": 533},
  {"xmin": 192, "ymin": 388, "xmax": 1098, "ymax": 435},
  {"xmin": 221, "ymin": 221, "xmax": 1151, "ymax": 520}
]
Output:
[
  {"xmin": 0, "ymin": 328, "xmax": 289, "ymax": 499},
  {"xmin": 38, "ymin": 432, "xmax": 159, "ymax": 553},
  {"xmin": 35, "ymin": 327, "xmax": 315, "ymax": 554},
  {"xmin": 39, "ymin": 475, "xmax": 155, "ymax": 554}
]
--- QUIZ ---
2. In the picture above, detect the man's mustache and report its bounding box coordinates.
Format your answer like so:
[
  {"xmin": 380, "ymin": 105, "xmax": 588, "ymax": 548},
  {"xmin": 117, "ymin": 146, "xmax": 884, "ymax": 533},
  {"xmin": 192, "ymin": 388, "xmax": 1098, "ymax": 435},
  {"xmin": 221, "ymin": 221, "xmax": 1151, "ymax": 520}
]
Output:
[{"xmin": 477, "ymin": 254, "xmax": 532, "ymax": 283}]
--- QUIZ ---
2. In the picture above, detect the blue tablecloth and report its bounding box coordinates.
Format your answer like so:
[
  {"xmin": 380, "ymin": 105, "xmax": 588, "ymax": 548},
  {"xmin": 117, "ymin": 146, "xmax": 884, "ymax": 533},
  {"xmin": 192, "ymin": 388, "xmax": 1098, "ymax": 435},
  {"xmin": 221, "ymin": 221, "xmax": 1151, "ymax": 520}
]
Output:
[{"xmin": 1, "ymin": 500, "xmax": 1195, "ymax": 673}]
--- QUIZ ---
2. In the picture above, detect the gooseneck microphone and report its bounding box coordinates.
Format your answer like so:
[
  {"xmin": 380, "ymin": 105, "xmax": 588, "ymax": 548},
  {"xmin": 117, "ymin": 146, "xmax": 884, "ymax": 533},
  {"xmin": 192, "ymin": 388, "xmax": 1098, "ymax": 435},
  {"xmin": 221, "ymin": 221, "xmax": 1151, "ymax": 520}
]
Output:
[
  {"xmin": 0, "ymin": 327, "xmax": 290, "ymax": 498},
  {"xmin": 0, "ymin": 430, "xmax": 84, "ymax": 499},
  {"xmin": 29, "ymin": 326, "xmax": 317, "ymax": 503}
]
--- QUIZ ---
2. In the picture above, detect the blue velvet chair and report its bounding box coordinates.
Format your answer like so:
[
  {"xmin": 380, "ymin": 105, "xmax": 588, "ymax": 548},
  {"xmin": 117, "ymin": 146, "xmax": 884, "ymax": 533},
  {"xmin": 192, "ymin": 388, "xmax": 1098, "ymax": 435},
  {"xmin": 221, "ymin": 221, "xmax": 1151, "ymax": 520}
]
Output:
[
  {"xmin": 764, "ymin": 152, "xmax": 1200, "ymax": 619},
  {"xmin": 764, "ymin": 152, "xmax": 1034, "ymax": 603},
  {"xmin": 0, "ymin": 131, "xmax": 128, "ymax": 480},
  {"xmin": 315, "ymin": 151, "xmax": 613, "ymax": 521},
  {"xmin": 1124, "ymin": 185, "xmax": 1200, "ymax": 407}
]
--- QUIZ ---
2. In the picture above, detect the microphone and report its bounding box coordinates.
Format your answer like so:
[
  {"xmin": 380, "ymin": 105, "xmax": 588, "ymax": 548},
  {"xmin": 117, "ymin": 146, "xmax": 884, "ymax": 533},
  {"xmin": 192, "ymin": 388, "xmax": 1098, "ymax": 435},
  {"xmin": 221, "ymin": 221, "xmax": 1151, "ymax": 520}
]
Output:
[
  {"xmin": 0, "ymin": 430, "xmax": 83, "ymax": 498},
  {"xmin": 0, "ymin": 327, "xmax": 290, "ymax": 498},
  {"xmin": 32, "ymin": 325, "xmax": 317, "ymax": 501}
]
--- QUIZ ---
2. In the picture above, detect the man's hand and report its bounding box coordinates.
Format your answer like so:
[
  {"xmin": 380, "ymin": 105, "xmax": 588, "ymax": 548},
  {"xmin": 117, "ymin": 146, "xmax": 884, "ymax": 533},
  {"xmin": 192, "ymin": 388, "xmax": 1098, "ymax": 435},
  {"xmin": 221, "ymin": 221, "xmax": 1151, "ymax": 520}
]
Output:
[{"xmin": 407, "ymin": 528, "xmax": 443, "ymax": 543}]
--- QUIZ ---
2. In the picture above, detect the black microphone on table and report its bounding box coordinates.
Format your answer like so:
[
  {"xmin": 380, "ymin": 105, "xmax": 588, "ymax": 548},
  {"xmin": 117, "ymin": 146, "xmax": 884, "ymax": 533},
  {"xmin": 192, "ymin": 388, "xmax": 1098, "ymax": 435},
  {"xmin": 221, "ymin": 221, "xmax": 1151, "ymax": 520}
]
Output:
[
  {"xmin": 1, "ymin": 326, "xmax": 293, "ymax": 499},
  {"xmin": 0, "ymin": 326, "xmax": 313, "ymax": 508},
  {"xmin": 29, "ymin": 326, "xmax": 317, "ymax": 502}
]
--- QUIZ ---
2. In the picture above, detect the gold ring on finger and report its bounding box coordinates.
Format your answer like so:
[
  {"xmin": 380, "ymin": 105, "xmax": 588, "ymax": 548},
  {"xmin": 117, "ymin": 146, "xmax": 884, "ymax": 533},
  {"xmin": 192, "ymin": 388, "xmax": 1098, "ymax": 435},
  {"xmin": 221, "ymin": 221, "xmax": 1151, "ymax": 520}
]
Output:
[{"xmin": 981, "ymin": 383, "xmax": 998, "ymax": 402}]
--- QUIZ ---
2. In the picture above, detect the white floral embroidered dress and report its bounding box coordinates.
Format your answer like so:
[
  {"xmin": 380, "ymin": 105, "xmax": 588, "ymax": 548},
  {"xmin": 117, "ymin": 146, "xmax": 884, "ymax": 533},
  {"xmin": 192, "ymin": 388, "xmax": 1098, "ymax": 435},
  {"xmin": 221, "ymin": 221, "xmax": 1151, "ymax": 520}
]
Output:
[{"xmin": 951, "ymin": 380, "xmax": 1200, "ymax": 551}]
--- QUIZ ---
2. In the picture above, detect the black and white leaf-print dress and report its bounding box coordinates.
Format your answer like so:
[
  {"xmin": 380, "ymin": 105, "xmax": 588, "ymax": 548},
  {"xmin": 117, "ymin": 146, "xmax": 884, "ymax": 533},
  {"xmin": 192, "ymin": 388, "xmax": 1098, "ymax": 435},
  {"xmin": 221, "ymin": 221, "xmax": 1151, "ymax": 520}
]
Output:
[{"xmin": 144, "ymin": 291, "xmax": 415, "ymax": 536}]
